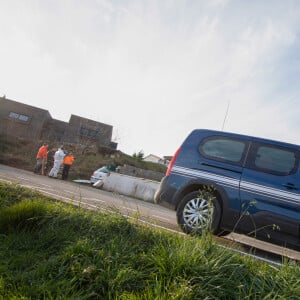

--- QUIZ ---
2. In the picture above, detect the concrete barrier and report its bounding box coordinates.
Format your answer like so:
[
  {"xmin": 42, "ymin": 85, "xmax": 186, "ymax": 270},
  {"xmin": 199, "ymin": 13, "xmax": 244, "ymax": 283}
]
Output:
[{"xmin": 95, "ymin": 173, "xmax": 160, "ymax": 202}]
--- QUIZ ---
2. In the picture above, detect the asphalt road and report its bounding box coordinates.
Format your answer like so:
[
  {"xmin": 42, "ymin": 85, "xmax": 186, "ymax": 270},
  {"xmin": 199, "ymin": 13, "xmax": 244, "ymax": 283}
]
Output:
[{"xmin": 0, "ymin": 163, "xmax": 180, "ymax": 233}]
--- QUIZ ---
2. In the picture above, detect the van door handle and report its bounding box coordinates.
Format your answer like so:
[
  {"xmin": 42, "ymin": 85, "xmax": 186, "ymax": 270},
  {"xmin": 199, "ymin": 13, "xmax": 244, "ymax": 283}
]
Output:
[
  {"xmin": 282, "ymin": 183, "xmax": 298, "ymax": 190},
  {"xmin": 200, "ymin": 162, "xmax": 242, "ymax": 174}
]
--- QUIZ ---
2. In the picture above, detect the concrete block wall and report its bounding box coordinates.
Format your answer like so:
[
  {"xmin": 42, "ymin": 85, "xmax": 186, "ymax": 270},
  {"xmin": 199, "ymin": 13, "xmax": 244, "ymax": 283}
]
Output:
[{"xmin": 97, "ymin": 173, "xmax": 160, "ymax": 202}]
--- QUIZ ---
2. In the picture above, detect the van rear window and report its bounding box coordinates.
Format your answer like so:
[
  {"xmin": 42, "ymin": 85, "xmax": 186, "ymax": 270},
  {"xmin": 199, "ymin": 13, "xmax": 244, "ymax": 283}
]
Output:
[{"xmin": 200, "ymin": 137, "xmax": 246, "ymax": 164}]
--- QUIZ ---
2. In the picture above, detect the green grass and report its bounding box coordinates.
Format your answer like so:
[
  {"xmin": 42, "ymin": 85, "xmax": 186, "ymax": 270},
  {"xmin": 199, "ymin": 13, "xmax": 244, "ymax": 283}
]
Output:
[{"xmin": 0, "ymin": 182, "xmax": 300, "ymax": 299}]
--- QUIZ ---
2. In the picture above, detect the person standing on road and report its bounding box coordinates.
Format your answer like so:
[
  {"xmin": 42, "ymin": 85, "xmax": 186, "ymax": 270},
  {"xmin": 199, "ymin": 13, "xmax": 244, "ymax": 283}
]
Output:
[
  {"xmin": 48, "ymin": 146, "xmax": 65, "ymax": 178},
  {"xmin": 61, "ymin": 152, "xmax": 75, "ymax": 180},
  {"xmin": 34, "ymin": 143, "xmax": 48, "ymax": 175}
]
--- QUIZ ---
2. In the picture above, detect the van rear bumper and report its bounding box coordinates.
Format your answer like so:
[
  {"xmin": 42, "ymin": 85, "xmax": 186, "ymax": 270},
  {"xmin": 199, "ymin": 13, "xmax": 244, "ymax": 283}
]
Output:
[{"xmin": 154, "ymin": 176, "xmax": 177, "ymax": 210}]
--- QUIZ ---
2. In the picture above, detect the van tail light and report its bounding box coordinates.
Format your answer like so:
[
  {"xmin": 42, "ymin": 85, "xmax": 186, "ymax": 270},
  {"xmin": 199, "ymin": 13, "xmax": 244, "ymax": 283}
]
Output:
[{"xmin": 166, "ymin": 147, "xmax": 181, "ymax": 176}]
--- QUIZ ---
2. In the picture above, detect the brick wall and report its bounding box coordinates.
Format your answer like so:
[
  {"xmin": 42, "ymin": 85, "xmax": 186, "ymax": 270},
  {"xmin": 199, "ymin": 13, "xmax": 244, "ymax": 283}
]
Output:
[{"xmin": 0, "ymin": 97, "xmax": 116, "ymax": 149}]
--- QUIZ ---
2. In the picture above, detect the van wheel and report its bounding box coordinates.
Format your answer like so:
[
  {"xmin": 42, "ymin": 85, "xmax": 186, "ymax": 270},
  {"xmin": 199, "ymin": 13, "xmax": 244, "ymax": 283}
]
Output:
[{"xmin": 176, "ymin": 190, "xmax": 221, "ymax": 235}]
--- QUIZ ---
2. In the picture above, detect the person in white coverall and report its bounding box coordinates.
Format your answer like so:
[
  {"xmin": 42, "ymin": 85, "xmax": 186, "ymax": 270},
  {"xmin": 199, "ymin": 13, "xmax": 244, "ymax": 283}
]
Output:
[{"xmin": 48, "ymin": 146, "xmax": 65, "ymax": 178}]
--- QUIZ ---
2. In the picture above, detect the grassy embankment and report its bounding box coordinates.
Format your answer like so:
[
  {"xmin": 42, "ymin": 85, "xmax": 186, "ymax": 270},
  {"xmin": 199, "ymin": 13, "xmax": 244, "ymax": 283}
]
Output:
[{"xmin": 1, "ymin": 182, "xmax": 300, "ymax": 299}]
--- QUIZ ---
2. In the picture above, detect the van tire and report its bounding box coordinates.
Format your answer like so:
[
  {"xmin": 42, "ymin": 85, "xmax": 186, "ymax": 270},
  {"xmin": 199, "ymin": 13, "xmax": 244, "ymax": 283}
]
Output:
[{"xmin": 176, "ymin": 190, "xmax": 221, "ymax": 235}]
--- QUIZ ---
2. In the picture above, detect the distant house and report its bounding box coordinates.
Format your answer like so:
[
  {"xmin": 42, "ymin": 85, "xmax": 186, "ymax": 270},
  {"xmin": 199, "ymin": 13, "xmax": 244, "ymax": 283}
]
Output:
[
  {"xmin": 143, "ymin": 154, "xmax": 165, "ymax": 165},
  {"xmin": 0, "ymin": 96, "xmax": 117, "ymax": 149}
]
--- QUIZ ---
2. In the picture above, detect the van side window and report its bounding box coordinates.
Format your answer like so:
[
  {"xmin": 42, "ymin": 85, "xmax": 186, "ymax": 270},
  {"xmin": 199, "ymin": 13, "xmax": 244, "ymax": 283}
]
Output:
[
  {"xmin": 199, "ymin": 137, "xmax": 246, "ymax": 164},
  {"xmin": 248, "ymin": 143, "xmax": 298, "ymax": 176}
]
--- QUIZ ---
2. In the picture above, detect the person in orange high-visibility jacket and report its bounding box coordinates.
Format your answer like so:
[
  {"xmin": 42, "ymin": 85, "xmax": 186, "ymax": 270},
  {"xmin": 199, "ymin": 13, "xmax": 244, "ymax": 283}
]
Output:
[
  {"xmin": 34, "ymin": 143, "xmax": 48, "ymax": 175},
  {"xmin": 61, "ymin": 152, "xmax": 75, "ymax": 180}
]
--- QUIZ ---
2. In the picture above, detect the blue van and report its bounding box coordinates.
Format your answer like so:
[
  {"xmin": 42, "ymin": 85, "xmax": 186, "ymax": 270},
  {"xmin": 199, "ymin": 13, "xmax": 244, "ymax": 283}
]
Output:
[{"xmin": 154, "ymin": 129, "xmax": 300, "ymax": 249}]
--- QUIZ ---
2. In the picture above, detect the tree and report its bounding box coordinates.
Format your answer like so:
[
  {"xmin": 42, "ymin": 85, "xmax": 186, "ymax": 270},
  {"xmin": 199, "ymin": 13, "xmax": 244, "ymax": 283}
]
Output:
[{"xmin": 132, "ymin": 150, "xmax": 144, "ymax": 161}]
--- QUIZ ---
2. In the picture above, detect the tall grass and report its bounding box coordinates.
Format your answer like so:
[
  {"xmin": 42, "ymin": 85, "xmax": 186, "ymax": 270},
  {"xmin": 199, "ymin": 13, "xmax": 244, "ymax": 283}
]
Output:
[{"xmin": 0, "ymin": 182, "xmax": 300, "ymax": 299}]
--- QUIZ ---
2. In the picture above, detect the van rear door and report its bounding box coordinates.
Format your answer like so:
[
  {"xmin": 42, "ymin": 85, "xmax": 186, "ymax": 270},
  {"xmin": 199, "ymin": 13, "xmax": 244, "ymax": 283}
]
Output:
[{"xmin": 196, "ymin": 135, "xmax": 248, "ymax": 229}]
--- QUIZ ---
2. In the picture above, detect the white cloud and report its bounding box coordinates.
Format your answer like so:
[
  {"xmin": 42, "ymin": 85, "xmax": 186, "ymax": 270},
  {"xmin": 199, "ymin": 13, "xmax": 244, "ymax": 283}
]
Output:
[{"xmin": 0, "ymin": 0, "xmax": 299, "ymax": 157}]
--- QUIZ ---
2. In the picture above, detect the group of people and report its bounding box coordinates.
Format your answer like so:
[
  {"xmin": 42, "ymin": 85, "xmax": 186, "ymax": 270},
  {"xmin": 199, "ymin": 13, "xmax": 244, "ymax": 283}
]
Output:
[{"xmin": 34, "ymin": 143, "xmax": 75, "ymax": 180}]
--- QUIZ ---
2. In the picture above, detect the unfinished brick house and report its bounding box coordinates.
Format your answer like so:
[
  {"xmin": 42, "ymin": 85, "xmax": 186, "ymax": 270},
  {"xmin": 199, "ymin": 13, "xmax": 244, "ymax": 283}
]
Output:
[{"xmin": 0, "ymin": 96, "xmax": 117, "ymax": 149}]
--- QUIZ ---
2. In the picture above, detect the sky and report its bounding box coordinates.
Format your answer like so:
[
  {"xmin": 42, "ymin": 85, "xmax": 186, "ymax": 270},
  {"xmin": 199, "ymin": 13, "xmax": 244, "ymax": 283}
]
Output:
[{"xmin": 1, "ymin": 0, "xmax": 300, "ymax": 158}]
